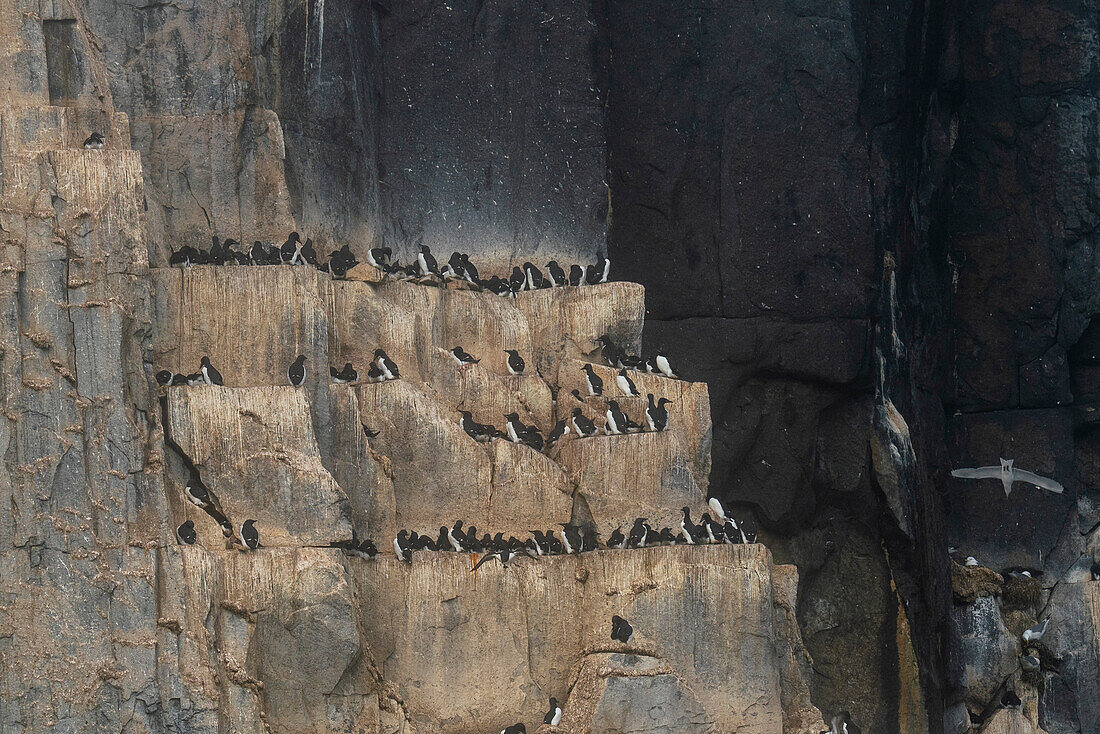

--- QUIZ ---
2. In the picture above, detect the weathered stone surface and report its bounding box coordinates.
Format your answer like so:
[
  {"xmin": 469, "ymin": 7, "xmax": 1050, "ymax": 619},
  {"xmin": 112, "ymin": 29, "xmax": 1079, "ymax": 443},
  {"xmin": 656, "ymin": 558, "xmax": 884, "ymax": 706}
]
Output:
[{"xmin": 954, "ymin": 596, "xmax": 1019, "ymax": 713}]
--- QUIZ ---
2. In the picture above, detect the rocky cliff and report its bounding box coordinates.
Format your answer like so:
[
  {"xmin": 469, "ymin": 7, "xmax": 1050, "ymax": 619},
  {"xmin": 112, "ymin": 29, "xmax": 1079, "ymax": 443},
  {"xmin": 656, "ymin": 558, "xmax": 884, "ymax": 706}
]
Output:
[{"xmin": 2, "ymin": 1, "xmax": 1100, "ymax": 733}]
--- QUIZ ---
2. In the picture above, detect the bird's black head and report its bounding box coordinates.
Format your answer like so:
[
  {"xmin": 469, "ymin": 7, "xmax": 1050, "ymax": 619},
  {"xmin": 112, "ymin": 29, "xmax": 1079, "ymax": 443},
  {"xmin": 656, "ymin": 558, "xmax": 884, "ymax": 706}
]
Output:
[
  {"xmin": 374, "ymin": 348, "xmax": 386, "ymax": 357},
  {"xmin": 419, "ymin": 244, "xmax": 430, "ymax": 253},
  {"xmin": 181, "ymin": 519, "xmax": 194, "ymax": 528},
  {"xmin": 294, "ymin": 354, "xmax": 305, "ymax": 363},
  {"xmin": 458, "ymin": 409, "xmax": 472, "ymax": 418},
  {"xmin": 200, "ymin": 356, "xmax": 211, "ymax": 365},
  {"xmin": 597, "ymin": 335, "xmax": 610, "ymax": 344},
  {"xmin": 343, "ymin": 362, "xmax": 353, "ymax": 370},
  {"xmin": 608, "ymin": 400, "xmax": 620, "ymax": 409},
  {"xmin": 289, "ymin": 232, "xmax": 301, "ymax": 242},
  {"xmin": 658, "ymin": 398, "xmax": 672, "ymax": 406},
  {"xmin": 243, "ymin": 519, "xmax": 255, "ymax": 528},
  {"xmin": 505, "ymin": 412, "xmax": 520, "ymax": 421},
  {"xmin": 572, "ymin": 407, "xmax": 583, "ymax": 416},
  {"xmin": 549, "ymin": 697, "xmax": 557, "ymax": 706}
]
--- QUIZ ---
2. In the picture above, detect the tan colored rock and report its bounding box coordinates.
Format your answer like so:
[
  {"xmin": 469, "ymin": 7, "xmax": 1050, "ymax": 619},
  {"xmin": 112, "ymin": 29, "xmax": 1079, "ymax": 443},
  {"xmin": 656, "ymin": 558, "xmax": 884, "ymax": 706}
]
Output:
[
  {"xmin": 557, "ymin": 431, "xmax": 707, "ymax": 537},
  {"xmin": 979, "ymin": 707, "xmax": 1050, "ymax": 734},
  {"xmin": 166, "ymin": 386, "xmax": 353, "ymax": 547}
]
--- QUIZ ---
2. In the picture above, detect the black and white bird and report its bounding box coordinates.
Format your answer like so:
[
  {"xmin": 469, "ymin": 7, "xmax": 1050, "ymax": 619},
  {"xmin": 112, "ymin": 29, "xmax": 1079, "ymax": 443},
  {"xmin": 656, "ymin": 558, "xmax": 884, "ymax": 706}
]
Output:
[
  {"xmin": 394, "ymin": 530, "xmax": 413, "ymax": 562},
  {"xmin": 828, "ymin": 711, "xmax": 862, "ymax": 734},
  {"xmin": 355, "ymin": 538, "xmax": 378, "ymax": 559},
  {"xmin": 708, "ymin": 497, "xmax": 728, "ymax": 522},
  {"xmin": 501, "ymin": 724, "xmax": 526, "ymax": 734},
  {"xmin": 459, "ymin": 410, "xmax": 494, "ymax": 443},
  {"xmin": 83, "ymin": 132, "xmax": 105, "ymax": 149},
  {"xmin": 560, "ymin": 524, "xmax": 583, "ymax": 555},
  {"xmin": 596, "ymin": 335, "xmax": 627, "ymax": 368},
  {"xmin": 610, "ymin": 615, "xmax": 633, "ymax": 643},
  {"xmin": 362, "ymin": 424, "xmax": 380, "ymax": 438},
  {"xmin": 626, "ymin": 518, "xmax": 649, "ymax": 548},
  {"xmin": 288, "ymin": 355, "xmax": 306, "ymax": 386},
  {"xmin": 654, "ymin": 353, "xmax": 678, "ymax": 379},
  {"xmin": 199, "ymin": 356, "xmax": 223, "ymax": 385},
  {"xmin": 504, "ymin": 413, "xmax": 527, "ymax": 443},
  {"xmin": 211, "ymin": 511, "xmax": 233, "ymax": 539},
  {"xmin": 176, "ymin": 520, "xmax": 197, "ymax": 545},
  {"xmin": 417, "ymin": 244, "xmax": 439, "ymax": 277},
  {"xmin": 155, "ymin": 369, "xmax": 173, "ymax": 386},
  {"xmin": 605, "ymin": 400, "xmax": 629, "ymax": 435},
  {"xmin": 504, "ymin": 349, "xmax": 525, "ymax": 375},
  {"xmin": 546, "ymin": 261, "xmax": 567, "ymax": 287},
  {"xmin": 607, "ymin": 526, "xmax": 625, "ymax": 549},
  {"xmin": 701, "ymin": 513, "xmax": 724, "ymax": 543},
  {"xmin": 367, "ymin": 363, "xmax": 385, "ymax": 383},
  {"xmin": 546, "ymin": 419, "xmax": 570, "ymax": 449},
  {"xmin": 679, "ymin": 507, "xmax": 699, "ymax": 544},
  {"xmin": 616, "ymin": 368, "xmax": 639, "ymax": 397},
  {"xmin": 239, "ymin": 520, "xmax": 260, "ymax": 550},
  {"xmin": 367, "ymin": 247, "xmax": 392, "ymax": 269},
  {"xmin": 543, "ymin": 697, "xmax": 562, "ymax": 726},
  {"xmin": 280, "ymin": 232, "xmax": 303, "ymax": 264},
  {"xmin": 185, "ymin": 472, "xmax": 211, "ymax": 509},
  {"xmin": 1021, "ymin": 650, "xmax": 1040, "ymax": 672},
  {"xmin": 571, "ymin": 408, "xmax": 597, "ymax": 438},
  {"xmin": 373, "ymin": 349, "xmax": 400, "ymax": 380},
  {"xmin": 331, "ymin": 362, "xmax": 358, "ymax": 383},
  {"xmin": 582, "ymin": 364, "xmax": 604, "ymax": 396},
  {"xmin": 951, "ymin": 458, "xmax": 1064, "ymax": 495},
  {"xmin": 450, "ymin": 347, "xmax": 479, "ymax": 365},
  {"xmin": 568, "ymin": 264, "xmax": 584, "ymax": 286},
  {"xmin": 645, "ymin": 394, "xmax": 671, "ymax": 432},
  {"xmin": 523, "ymin": 262, "xmax": 546, "ymax": 290},
  {"xmin": 448, "ymin": 521, "xmax": 466, "ymax": 552}
]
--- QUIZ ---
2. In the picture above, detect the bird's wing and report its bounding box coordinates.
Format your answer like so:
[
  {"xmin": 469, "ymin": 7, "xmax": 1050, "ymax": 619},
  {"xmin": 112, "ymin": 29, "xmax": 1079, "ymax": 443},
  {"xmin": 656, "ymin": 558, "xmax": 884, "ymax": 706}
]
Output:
[
  {"xmin": 951, "ymin": 466, "xmax": 1002, "ymax": 480},
  {"xmin": 1012, "ymin": 469, "xmax": 1064, "ymax": 494}
]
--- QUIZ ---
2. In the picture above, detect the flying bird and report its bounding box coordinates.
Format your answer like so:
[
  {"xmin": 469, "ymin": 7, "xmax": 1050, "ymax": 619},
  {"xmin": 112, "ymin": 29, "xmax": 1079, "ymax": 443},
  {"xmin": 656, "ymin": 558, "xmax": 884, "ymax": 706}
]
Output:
[{"xmin": 951, "ymin": 458, "xmax": 1064, "ymax": 495}]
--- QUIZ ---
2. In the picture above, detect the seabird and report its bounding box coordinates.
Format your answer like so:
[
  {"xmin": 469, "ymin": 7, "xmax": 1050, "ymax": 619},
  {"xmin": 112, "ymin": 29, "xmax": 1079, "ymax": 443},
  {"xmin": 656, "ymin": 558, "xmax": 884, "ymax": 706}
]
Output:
[
  {"xmin": 569, "ymin": 264, "xmax": 584, "ymax": 286},
  {"xmin": 679, "ymin": 507, "xmax": 698, "ymax": 544},
  {"xmin": 1023, "ymin": 619, "xmax": 1049, "ymax": 642},
  {"xmin": 176, "ymin": 520, "xmax": 197, "ymax": 545},
  {"xmin": 417, "ymin": 244, "xmax": 439, "ymax": 277},
  {"xmin": 361, "ymin": 424, "xmax": 380, "ymax": 438},
  {"xmin": 523, "ymin": 262, "xmax": 545, "ymax": 290},
  {"xmin": 722, "ymin": 517, "xmax": 742, "ymax": 544},
  {"xmin": 543, "ymin": 698, "xmax": 562, "ymax": 726},
  {"xmin": 367, "ymin": 247, "xmax": 392, "ymax": 269},
  {"xmin": 460, "ymin": 254, "xmax": 480, "ymax": 284},
  {"xmin": 616, "ymin": 369, "xmax": 639, "ymax": 397},
  {"xmin": 596, "ymin": 335, "xmax": 627, "ymax": 368},
  {"xmin": 394, "ymin": 530, "xmax": 413, "ymax": 562},
  {"xmin": 211, "ymin": 511, "xmax": 233, "ymax": 539},
  {"xmin": 546, "ymin": 419, "xmax": 570, "ymax": 449},
  {"xmin": 570, "ymin": 408, "xmax": 597, "ymax": 438},
  {"xmin": 367, "ymin": 363, "xmax": 385, "ymax": 383},
  {"xmin": 373, "ymin": 349, "xmax": 400, "ymax": 380},
  {"xmin": 1021, "ymin": 650, "xmax": 1040, "ymax": 672},
  {"xmin": 280, "ymin": 232, "xmax": 302, "ymax": 264},
  {"xmin": 184, "ymin": 472, "xmax": 211, "ymax": 509},
  {"xmin": 443, "ymin": 252, "xmax": 465, "ymax": 281},
  {"xmin": 83, "ymin": 132, "xmax": 105, "ymax": 149},
  {"xmin": 520, "ymin": 427, "xmax": 545, "ymax": 451},
  {"xmin": 560, "ymin": 524, "xmax": 583, "ymax": 554},
  {"xmin": 645, "ymin": 394, "xmax": 671, "ymax": 432},
  {"xmin": 829, "ymin": 712, "xmax": 862, "ymax": 734},
  {"xmin": 356, "ymin": 538, "xmax": 378, "ymax": 559},
  {"xmin": 604, "ymin": 400, "xmax": 628, "ymax": 435},
  {"xmin": 546, "ymin": 261, "xmax": 567, "ymax": 287},
  {"xmin": 509, "ymin": 266, "xmax": 526, "ymax": 292},
  {"xmin": 504, "ymin": 349, "xmax": 525, "ymax": 375},
  {"xmin": 448, "ymin": 521, "xmax": 466, "ymax": 552},
  {"xmin": 300, "ymin": 238, "xmax": 319, "ymax": 266},
  {"xmin": 332, "ymin": 362, "xmax": 358, "ymax": 383},
  {"xmin": 708, "ymin": 497, "xmax": 728, "ymax": 521},
  {"xmin": 965, "ymin": 556, "xmax": 979, "ymax": 567},
  {"xmin": 199, "ymin": 356, "xmax": 223, "ymax": 385},
  {"xmin": 501, "ymin": 724, "xmax": 526, "ymax": 734},
  {"xmin": 288, "ymin": 355, "xmax": 306, "ymax": 386},
  {"xmin": 607, "ymin": 526, "xmax": 625, "ymax": 549},
  {"xmin": 610, "ymin": 615, "xmax": 633, "ymax": 643},
  {"xmin": 654, "ymin": 353, "xmax": 678, "ymax": 379},
  {"xmin": 156, "ymin": 369, "xmax": 173, "ymax": 386},
  {"xmin": 701, "ymin": 513, "xmax": 724, "ymax": 543},
  {"xmin": 450, "ymin": 347, "xmax": 479, "ymax": 365},
  {"xmin": 658, "ymin": 528, "xmax": 678, "ymax": 545},
  {"xmin": 626, "ymin": 518, "xmax": 649, "ymax": 548},
  {"xmin": 504, "ymin": 413, "xmax": 526, "ymax": 443},
  {"xmin": 459, "ymin": 410, "xmax": 493, "ymax": 442},
  {"xmin": 239, "ymin": 520, "xmax": 260, "ymax": 550},
  {"xmin": 1092, "ymin": 561, "xmax": 1100, "ymax": 581},
  {"xmin": 951, "ymin": 458, "xmax": 1064, "ymax": 495},
  {"xmin": 581, "ymin": 364, "xmax": 604, "ymax": 396}
]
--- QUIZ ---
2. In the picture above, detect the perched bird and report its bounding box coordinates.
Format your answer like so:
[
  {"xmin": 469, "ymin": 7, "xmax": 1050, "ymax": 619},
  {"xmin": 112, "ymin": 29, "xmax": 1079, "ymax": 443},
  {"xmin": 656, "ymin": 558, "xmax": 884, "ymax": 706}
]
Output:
[
  {"xmin": 361, "ymin": 424, "xmax": 380, "ymax": 438},
  {"xmin": 680, "ymin": 507, "xmax": 699, "ymax": 545},
  {"xmin": 722, "ymin": 517, "xmax": 742, "ymax": 544},
  {"xmin": 212, "ymin": 511, "xmax": 234, "ymax": 539},
  {"xmin": 331, "ymin": 362, "xmax": 358, "ymax": 383},
  {"xmin": 965, "ymin": 556, "xmax": 979, "ymax": 567},
  {"xmin": 239, "ymin": 520, "xmax": 260, "ymax": 550},
  {"xmin": 596, "ymin": 335, "xmax": 626, "ymax": 368},
  {"xmin": 184, "ymin": 472, "xmax": 211, "ymax": 509},
  {"xmin": 199, "ymin": 356, "xmax": 223, "ymax": 386},
  {"xmin": 951, "ymin": 458, "xmax": 1064, "ymax": 495},
  {"xmin": 1020, "ymin": 651, "xmax": 1040, "ymax": 672},
  {"xmin": 546, "ymin": 261, "xmax": 567, "ymax": 287},
  {"xmin": 546, "ymin": 419, "xmax": 570, "ymax": 449},
  {"xmin": 504, "ymin": 349, "xmax": 525, "ymax": 375},
  {"xmin": 83, "ymin": 132, "xmax": 105, "ymax": 149},
  {"xmin": 610, "ymin": 615, "xmax": 633, "ymax": 643},
  {"xmin": 367, "ymin": 247, "xmax": 392, "ymax": 269},
  {"xmin": 543, "ymin": 698, "xmax": 562, "ymax": 726},
  {"xmin": 654, "ymin": 353, "xmax": 678, "ymax": 379},
  {"xmin": 829, "ymin": 711, "xmax": 862, "ymax": 734},
  {"xmin": 607, "ymin": 526, "xmax": 625, "ymax": 549},
  {"xmin": 394, "ymin": 530, "xmax": 413, "ymax": 562},
  {"xmin": 571, "ymin": 408, "xmax": 597, "ymax": 438},
  {"xmin": 501, "ymin": 724, "xmax": 526, "ymax": 734},
  {"xmin": 1092, "ymin": 561, "xmax": 1100, "ymax": 581},
  {"xmin": 504, "ymin": 413, "xmax": 527, "ymax": 443},
  {"xmin": 367, "ymin": 363, "xmax": 385, "ymax": 383},
  {"xmin": 616, "ymin": 368, "xmax": 639, "ymax": 397},
  {"xmin": 459, "ymin": 410, "xmax": 494, "ymax": 443},
  {"xmin": 1023, "ymin": 618, "xmax": 1050, "ymax": 642},
  {"xmin": 417, "ymin": 244, "xmax": 439, "ymax": 277},
  {"xmin": 560, "ymin": 523, "xmax": 583, "ymax": 555},
  {"xmin": 519, "ymin": 427, "xmax": 544, "ymax": 451},
  {"xmin": 355, "ymin": 538, "xmax": 378, "ymax": 559},
  {"xmin": 645, "ymin": 394, "xmax": 671, "ymax": 432},
  {"xmin": 582, "ymin": 364, "xmax": 604, "ymax": 396},
  {"xmin": 373, "ymin": 349, "xmax": 400, "ymax": 380},
  {"xmin": 605, "ymin": 400, "xmax": 629, "ymax": 435},
  {"xmin": 155, "ymin": 369, "xmax": 173, "ymax": 386},
  {"xmin": 448, "ymin": 521, "xmax": 466, "ymax": 552},
  {"xmin": 176, "ymin": 520, "xmax": 197, "ymax": 545},
  {"xmin": 460, "ymin": 254, "xmax": 480, "ymax": 284},
  {"xmin": 280, "ymin": 232, "xmax": 303, "ymax": 264},
  {"xmin": 509, "ymin": 266, "xmax": 526, "ymax": 292},
  {"xmin": 288, "ymin": 355, "xmax": 306, "ymax": 386},
  {"xmin": 701, "ymin": 513, "xmax": 724, "ymax": 543},
  {"xmin": 626, "ymin": 518, "xmax": 649, "ymax": 548},
  {"xmin": 658, "ymin": 528, "xmax": 678, "ymax": 545},
  {"xmin": 450, "ymin": 346, "xmax": 479, "ymax": 365},
  {"xmin": 523, "ymin": 262, "xmax": 546, "ymax": 290},
  {"xmin": 568, "ymin": 264, "xmax": 584, "ymax": 286}
]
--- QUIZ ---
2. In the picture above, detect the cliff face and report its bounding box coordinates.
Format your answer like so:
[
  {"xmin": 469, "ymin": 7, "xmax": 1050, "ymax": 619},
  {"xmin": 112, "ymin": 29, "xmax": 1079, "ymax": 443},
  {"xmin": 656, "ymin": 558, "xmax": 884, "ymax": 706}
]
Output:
[{"xmin": 2, "ymin": 0, "xmax": 1100, "ymax": 733}]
